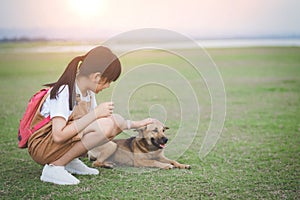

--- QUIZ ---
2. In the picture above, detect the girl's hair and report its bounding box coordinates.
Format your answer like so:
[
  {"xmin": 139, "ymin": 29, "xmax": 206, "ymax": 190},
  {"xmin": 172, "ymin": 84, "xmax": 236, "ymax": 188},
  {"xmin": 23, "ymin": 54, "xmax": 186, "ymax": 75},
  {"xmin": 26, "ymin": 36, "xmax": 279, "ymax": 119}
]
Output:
[{"xmin": 45, "ymin": 46, "xmax": 121, "ymax": 110}]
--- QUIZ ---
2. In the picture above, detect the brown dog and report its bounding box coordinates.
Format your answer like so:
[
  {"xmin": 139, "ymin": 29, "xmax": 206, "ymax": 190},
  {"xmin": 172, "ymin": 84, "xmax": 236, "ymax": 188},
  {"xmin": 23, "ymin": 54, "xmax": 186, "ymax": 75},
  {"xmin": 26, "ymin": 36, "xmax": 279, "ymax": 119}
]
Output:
[{"xmin": 88, "ymin": 120, "xmax": 191, "ymax": 170}]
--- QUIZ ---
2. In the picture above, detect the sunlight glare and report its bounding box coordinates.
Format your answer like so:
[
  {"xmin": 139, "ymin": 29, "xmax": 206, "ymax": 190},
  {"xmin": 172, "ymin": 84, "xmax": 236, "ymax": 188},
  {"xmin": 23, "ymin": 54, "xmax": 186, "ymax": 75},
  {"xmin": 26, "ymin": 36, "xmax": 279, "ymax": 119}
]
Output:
[{"xmin": 69, "ymin": 0, "xmax": 105, "ymax": 18}]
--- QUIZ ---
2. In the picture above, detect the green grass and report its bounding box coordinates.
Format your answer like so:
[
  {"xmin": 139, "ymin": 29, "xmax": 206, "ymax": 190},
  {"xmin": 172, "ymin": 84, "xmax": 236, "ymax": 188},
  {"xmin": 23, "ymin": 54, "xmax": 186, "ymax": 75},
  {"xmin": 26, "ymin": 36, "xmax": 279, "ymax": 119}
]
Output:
[{"xmin": 0, "ymin": 43, "xmax": 299, "ymax": 199}]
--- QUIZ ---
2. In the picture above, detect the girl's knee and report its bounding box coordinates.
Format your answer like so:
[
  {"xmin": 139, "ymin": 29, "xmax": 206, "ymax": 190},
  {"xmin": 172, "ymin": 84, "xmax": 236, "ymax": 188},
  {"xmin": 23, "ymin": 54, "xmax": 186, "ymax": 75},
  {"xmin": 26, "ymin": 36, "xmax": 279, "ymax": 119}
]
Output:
[
  {"xmin": 95, "ymin": 118, "xmax": 113, "ymax": 138},
  {"xmin": 95, "ymin": 117, "xmax": 122, "ymax": 140},
  {"xmin": 111, "ymin": 114, "xmax": 125, "ymax": 123},
  {"xmin": 110, "ymin": 114, "xmax": 126, "ymax": 130}
]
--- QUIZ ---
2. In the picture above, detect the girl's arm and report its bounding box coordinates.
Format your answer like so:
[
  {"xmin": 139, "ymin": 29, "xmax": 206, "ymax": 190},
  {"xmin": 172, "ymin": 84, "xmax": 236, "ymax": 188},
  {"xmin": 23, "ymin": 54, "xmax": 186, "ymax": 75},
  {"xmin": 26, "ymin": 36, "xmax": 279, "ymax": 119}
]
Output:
[{"xmin": 51, "ymin": 102, "xmax": 114, "ymax": 143}]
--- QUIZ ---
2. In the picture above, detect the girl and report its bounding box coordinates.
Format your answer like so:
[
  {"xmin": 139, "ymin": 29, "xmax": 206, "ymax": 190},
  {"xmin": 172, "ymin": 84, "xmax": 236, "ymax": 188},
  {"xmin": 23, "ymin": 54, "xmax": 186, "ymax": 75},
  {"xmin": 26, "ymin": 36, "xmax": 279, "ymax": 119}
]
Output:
[{"xmin": 28, "ymin": 46, "xmax": 153, "ymax": 185}]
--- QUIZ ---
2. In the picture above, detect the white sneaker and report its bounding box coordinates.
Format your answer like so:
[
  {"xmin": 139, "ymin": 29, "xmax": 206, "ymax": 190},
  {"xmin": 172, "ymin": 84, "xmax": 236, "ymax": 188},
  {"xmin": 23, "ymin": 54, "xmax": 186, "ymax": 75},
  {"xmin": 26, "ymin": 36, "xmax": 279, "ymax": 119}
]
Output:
[
  {"xmin": 40, "ymin": 164, "xmax": 80, "ymax": 185},
  {"xmin": 65, "ymin": 158, "xmax": 99, "ymax": 175}
]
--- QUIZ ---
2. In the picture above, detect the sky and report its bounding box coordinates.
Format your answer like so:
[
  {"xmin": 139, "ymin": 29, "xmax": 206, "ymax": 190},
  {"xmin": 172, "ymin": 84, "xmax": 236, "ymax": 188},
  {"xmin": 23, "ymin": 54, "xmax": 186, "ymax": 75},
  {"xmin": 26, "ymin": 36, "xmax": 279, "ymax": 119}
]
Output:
[{"xmin": 0, "ymin": 0, "xmax": 299, "ymax": 39}]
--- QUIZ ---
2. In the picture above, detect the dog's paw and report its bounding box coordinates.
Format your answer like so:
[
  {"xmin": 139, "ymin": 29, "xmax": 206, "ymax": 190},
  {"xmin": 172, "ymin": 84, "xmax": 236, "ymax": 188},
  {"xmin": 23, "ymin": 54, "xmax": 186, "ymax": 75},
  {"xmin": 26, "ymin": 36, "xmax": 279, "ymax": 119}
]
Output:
[
  {"xmin": 184, "ymin": 164, "xmax": 191, "ymax": 169},
  {"xmin": 175, "ymin": 164, "xmax": 191, "ymax": 169},
  {"xmin": 92, "ymin": 161, "xmax": 115, "ymax": 169},
  {"xmin": 102, "ymin": 162, "xmax": 116, "ymax": 169},
  {"xmin": 162, "ymin": 164, "xmax": 174, "ymax": 170},
  {"xmin": 92, "ymin": 161, "xmax": 102, "ymax": 167}
]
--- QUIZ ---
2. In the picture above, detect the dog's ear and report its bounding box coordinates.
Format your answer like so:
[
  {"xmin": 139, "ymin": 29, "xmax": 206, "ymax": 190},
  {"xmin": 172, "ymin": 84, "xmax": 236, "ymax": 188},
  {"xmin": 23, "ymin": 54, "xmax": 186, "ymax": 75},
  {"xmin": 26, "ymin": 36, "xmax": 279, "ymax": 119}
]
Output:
[
  {"xmin": 134, "ymin": 126, "xmax": 147, "ymax": 138},
  {"xmin": 164, "ymin": 126, "xmax": 170, "ymax": 131}
]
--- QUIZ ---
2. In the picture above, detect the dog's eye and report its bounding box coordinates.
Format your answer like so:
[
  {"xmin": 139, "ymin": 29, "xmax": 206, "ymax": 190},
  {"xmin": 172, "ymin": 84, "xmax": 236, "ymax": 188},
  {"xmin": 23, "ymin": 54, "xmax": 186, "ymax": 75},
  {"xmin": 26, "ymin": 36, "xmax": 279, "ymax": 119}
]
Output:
[{"xmin": 152, "ymin": 128, "xmax": 158, "ymax": 133}]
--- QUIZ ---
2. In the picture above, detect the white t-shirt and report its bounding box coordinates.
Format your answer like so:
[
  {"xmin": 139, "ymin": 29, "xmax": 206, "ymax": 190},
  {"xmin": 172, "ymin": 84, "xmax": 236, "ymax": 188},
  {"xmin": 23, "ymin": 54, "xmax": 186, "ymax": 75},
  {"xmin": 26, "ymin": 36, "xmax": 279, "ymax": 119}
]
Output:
[{"xmin": 40, "ymin": 83, "xmax": 97, "ymax": 121}]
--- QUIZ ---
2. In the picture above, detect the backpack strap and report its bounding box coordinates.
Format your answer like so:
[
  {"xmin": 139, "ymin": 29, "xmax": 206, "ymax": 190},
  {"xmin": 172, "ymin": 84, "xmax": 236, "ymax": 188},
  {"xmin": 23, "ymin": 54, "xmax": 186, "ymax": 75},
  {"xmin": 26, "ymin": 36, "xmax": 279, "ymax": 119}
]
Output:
[{"xmin": 29, "ymin": 89, "xmax": 50, "ymax": 130}]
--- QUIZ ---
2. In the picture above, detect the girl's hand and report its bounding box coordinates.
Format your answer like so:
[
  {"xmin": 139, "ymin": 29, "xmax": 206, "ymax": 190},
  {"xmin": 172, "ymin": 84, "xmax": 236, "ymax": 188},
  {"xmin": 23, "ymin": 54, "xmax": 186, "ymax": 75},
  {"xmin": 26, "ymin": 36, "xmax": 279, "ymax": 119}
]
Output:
[
  {"xmin": 94, "ymin": 102, "xmax": 114, "ymax": 118},
  {"xmin": 131, "ymin": 118, "xmax": 154, "ymax": 129},
  {"xmin": 139, "ymin": 118, "xmax": 154, "ymax": 127}
]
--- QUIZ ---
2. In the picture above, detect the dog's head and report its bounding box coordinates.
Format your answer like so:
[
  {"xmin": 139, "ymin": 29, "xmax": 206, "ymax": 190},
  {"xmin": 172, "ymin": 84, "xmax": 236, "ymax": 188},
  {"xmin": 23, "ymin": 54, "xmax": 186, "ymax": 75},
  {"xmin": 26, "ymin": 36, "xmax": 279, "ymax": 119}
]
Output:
[{"xmin": 135, "ymin": 119, "xmax": 169, "ymax": 149}]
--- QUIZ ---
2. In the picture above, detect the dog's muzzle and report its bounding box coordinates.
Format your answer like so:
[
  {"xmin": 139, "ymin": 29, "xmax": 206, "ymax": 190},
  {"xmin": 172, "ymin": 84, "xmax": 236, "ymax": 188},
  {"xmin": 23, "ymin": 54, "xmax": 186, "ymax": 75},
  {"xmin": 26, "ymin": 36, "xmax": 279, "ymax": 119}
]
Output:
[{"xmin": 151, "ymin": 137, "xmax": 168, "ymax": 149}]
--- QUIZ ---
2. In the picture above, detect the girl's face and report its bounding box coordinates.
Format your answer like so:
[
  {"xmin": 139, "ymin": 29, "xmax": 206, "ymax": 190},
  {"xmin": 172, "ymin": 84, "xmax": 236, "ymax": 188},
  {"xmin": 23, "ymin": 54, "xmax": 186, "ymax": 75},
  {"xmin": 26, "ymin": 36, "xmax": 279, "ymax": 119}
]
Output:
[
  {"xmin": 88, "ymin": 72, "xmax": 111, "ymax": 94},
  {"xmin": 95, "ymin": 78, "xmax": 111, "ymax": 93}
]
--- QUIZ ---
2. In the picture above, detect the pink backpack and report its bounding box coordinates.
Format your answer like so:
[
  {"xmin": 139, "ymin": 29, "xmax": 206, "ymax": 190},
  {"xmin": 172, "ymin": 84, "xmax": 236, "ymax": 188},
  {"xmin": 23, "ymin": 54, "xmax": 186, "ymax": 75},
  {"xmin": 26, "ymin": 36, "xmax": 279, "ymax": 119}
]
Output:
[{"xmin": 18, "ymin": 88, "xmax": 51, "ymax": 148}]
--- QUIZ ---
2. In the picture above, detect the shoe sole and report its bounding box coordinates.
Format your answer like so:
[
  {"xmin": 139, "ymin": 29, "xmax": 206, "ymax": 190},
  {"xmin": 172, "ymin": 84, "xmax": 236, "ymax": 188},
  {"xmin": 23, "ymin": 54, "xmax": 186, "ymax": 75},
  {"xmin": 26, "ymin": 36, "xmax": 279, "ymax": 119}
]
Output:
[
  {"xmin": 40, "ymin": 175, "xmax": 80, "ymax": 185},
  {"xmin": 65, "ymin": 168, "xmax": 99, "ymax": 175}
]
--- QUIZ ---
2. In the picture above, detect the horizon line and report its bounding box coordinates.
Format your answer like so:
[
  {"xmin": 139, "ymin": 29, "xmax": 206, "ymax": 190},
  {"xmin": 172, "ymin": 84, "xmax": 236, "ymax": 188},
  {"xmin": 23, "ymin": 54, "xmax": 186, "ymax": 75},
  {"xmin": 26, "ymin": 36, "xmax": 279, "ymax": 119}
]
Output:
[{"xmin": 0, "ymin": 28, "xmax": 300, "ymax": 41}]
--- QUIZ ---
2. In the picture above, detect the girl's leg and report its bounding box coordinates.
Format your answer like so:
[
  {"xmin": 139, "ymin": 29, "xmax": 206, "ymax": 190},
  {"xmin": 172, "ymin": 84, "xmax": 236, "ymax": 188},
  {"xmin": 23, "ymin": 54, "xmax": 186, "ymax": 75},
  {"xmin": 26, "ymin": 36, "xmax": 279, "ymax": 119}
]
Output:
[
  {"xmin": 51, "ymin": 117, "xmax": 115, "ymax": 166},
  {"xmin": 51, "ymin": 114, "xmax": 150, "ymax": 166}
]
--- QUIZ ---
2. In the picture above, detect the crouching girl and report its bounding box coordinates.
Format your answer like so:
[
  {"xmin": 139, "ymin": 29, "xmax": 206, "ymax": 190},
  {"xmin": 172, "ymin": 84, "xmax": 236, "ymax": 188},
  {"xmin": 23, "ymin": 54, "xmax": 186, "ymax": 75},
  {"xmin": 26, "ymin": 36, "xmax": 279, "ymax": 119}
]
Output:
[{"xmin": 28, "ymin": 46, "xmax": 152, "ymax": 185}]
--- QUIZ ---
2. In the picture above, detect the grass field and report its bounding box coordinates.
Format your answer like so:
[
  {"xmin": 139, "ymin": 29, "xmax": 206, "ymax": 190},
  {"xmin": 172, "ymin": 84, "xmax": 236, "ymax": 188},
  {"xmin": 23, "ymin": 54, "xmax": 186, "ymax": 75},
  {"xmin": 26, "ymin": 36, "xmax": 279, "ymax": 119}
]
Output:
[{"xmin": 0, "ymin": 43, "xmax": 299, "ymax": 199}]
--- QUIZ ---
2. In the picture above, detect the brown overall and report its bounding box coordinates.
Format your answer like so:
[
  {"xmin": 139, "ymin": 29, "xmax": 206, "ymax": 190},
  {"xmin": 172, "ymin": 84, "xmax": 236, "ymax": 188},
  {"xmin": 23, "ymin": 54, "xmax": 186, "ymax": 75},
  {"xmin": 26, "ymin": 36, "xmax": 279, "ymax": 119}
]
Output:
[{"xmin": 28, "ymin": 93, "xmax": 91, "ymax": 165}]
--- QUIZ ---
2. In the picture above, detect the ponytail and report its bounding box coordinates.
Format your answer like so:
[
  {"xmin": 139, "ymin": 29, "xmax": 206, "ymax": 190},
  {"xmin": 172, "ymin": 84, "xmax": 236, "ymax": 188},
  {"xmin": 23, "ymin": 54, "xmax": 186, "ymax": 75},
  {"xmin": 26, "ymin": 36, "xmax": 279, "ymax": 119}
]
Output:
[
  {"xmin": 44, "ymin": 46, "xmax": 121, "ymax": 111},
  {"xmin": 44, "ymin": 55, "xmax": 85, "ymax": 110}
]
